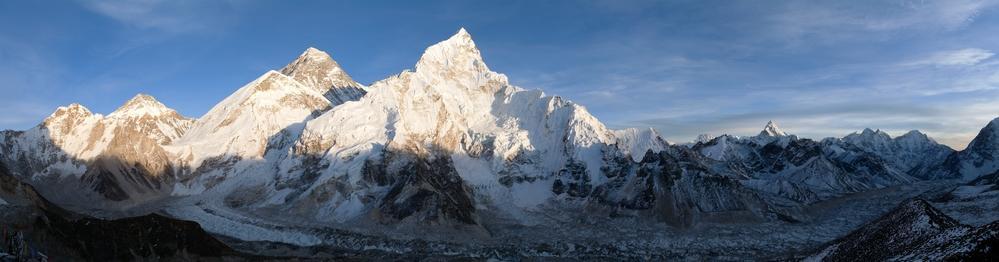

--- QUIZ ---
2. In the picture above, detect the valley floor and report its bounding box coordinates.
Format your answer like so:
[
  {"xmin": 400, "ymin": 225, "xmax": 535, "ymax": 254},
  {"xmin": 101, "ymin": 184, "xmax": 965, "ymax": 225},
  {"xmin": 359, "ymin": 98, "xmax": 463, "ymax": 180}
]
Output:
[{"xmin": 159, "ymin": 181, "xmax": 965, "ymax": 260}]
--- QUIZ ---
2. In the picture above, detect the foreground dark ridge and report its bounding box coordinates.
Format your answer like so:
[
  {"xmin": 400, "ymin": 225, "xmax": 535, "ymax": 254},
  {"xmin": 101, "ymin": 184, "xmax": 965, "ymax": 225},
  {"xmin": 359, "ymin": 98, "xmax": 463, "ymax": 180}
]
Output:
[
  {"xmin": 0, "ymin": 162, "xmax": 243, "ymax": 261},
  {"xmin": 803, "ymin": 198, "xmax": 999, "ymax": 261}
]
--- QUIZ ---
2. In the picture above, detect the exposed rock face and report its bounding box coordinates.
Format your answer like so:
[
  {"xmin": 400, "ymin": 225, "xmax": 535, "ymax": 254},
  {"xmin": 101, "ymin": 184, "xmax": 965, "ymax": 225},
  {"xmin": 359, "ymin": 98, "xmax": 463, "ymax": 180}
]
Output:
[
  {"xmin": 806, "ymin": 199, "xmax": 999, "ymax": 261},
  {"xmin": 376, "ymin": 155, "xmax": 477, "ymax": 225}
]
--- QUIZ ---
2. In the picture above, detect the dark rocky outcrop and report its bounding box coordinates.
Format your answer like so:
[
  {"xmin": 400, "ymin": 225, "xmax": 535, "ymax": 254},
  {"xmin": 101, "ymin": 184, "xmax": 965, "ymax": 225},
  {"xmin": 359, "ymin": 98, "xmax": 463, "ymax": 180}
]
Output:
[{"xmin": 376, "ymin": 154, "xmax": 478, "ymax": 225}]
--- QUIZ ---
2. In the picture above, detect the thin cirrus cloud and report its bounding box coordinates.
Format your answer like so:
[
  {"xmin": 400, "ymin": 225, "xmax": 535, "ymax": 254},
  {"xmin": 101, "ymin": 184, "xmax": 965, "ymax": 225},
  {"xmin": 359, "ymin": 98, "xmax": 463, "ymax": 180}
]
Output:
[
  {"xmin": 78, "ymin": 0, "xmax": 239, "ymax": 34},
  {"xmin": 883, "ymin": 48, "xmax": 999, "ymax": 96},
  {"xmin": 903, "ymin": 48, "xmax": 995, "ymax": 67}
]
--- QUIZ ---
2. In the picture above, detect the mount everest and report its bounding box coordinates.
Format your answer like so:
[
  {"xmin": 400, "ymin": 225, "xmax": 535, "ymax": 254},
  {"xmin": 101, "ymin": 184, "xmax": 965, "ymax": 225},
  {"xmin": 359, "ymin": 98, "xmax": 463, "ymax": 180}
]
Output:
[{"xmin": 1, "ymin": 28, "xmax": 998, "ymax": 259}]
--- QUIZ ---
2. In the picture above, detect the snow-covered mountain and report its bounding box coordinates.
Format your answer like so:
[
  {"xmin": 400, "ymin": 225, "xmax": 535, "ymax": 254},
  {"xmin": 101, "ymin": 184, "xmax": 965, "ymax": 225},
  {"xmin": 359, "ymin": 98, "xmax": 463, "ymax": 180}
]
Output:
[
  {"xmin": 171, "ymin": 47, "xmax": 365, "ymax": 169},
  {"xmin": 928, "ymin": 117, "xmax": 999, "ymax": 181},
  {"xmin": 836, "ymin": 129, "xmax": 954, "ymax": 179},
  {"xmin": 759, "ymin": 120, "xmax": 787, "ymax": 137},
  {"xmin": 162, "ymin": 30, "xmax": 855, "ymax": 231},
  {"xmin": 692, "ymin": 121, "xmax": 915, "ymax": 203},
  {"xmin": 173, "ymin": 28, "xmax": 631, "ymax": 226},
  {"xmin": 0, "ymin": 94, "xmax": 193, "ymax": 209}
]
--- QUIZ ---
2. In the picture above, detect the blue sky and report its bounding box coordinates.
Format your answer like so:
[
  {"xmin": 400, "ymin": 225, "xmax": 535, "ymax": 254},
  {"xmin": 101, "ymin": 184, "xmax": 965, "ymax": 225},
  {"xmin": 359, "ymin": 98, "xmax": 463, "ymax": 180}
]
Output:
[{"xmin": 1, "ymin": 0, "xmax": 998, "ymax": 149}]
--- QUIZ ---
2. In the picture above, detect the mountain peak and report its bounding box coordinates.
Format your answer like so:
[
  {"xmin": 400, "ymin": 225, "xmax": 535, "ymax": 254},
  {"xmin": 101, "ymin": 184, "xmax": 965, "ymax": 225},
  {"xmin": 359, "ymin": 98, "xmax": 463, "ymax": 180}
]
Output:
[
  {"xmin": 41, "ymin": 103, "xmax": 98, "ymax": 135},
  {"xmin": 121, "ymin": 93, "xmax": 162, "ymax": 108},
  {"xmin": 966, "ymin": 117, "xmax": 999, "ymax": 152},
  {"xmin": 442, "ymin": 27, "xmax": 474, "ymax": 46},
  {"xmin": 695, "ymin": 134, "xmax": 715, "ymax": 143},
  {"xmin": 414, "ymin": 28, "xmax": 489, "ymax": 76},
  {"xmin": 291, "ymin": 47, "xmax": 334, "ymax": 65},
  {"xmin": 894, "ymin": 130, "xmax": 942, "ymax": 147},
  {"xmin": 304, "ymin": 46, "xmax": 324, "ymax": 55},
  {"xmin": 47, "ymin": 103, "xmax": 93, "ymax": 120},
  {"xmin": 454, "ymin": 27, "xmax": 471, "ymax": 39},
  {"xmin": 898, "ymin": 130, "xmax": 928, "ymax": 140},
  {"xmin": 108, "ymin": 93, "xmax": 176, "ymax": 118},
  {"xmin": 280, "ymin": 47, "xmax": 360, "ymax": 96},
  {"xmin": 759, "ymin": 120, "xmax": 787, "ymax": 137},
  {"xmin": 856, "ymin": 128, "xmax": 891, "ymax": 140}
]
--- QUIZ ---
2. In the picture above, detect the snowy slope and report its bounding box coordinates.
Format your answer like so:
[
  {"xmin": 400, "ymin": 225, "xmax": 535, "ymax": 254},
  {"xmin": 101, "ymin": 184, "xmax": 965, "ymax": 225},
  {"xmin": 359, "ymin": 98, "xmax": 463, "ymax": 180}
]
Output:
[
  {"xmin": 171, "ymin": 47, "xmax": 366, "ymax": 169},
  {"xmin": 927, "ymin": 117, "xmax": 999, "ymax": 181},
  {"xmin": 170, "ymin": 71, "xmax": 331, "ymax": 165},
  {"xmin": 613, "ymin": 127, "xmax": 669, "ymax": 161}
]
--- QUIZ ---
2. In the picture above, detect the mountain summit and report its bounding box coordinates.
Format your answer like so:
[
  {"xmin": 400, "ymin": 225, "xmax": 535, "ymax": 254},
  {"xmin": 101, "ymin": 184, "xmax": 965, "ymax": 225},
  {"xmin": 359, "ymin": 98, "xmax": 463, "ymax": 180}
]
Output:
[
  {"xmin": 414, "ymin": 27, "xmax": 491, "ymax": 79},
  {"xmin": 927, "ymin": 117, "xmax": 999, "ymax": 180},
  {"xmin": 107, "ymin": 94, "xmax": 180, "ymax": 119},
  {"xmin": 759, "ymin": 120, "xmax": 787, "ymax": 137},
  {"xmin": 966, "ymin": 117, "xmax": 999, "ymax": 154},
  {"xmin": 280, "ymin": 47, "xmax": 365, "ymax": 104}
]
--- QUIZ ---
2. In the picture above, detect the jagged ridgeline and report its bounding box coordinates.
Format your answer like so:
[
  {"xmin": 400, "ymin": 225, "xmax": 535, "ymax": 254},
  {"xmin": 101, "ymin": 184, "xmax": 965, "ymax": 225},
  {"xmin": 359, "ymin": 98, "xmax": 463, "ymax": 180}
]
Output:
[{"xmin": 0, "ymin": 28, "xmax": 997, "ymax": 259}]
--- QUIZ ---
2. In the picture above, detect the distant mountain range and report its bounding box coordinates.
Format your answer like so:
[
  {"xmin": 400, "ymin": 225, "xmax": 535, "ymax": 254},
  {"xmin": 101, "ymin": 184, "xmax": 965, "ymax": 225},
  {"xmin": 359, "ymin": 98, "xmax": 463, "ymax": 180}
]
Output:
[{"xmin": 1, "ymin": 28, "xmax": 996, "ymax": 260}]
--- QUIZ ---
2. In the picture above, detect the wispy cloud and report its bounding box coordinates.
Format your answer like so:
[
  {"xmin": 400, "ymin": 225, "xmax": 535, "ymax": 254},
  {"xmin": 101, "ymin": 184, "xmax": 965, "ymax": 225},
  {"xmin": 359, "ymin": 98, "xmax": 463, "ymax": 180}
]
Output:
[
  {"xmin": 78, "ymin": 0, "xmax": 239, "ymax": 34},
  {"xmin": 880, "ymin": 48, "xmax": 999, "ymax": 95},
  {"xmin": 904, "ymin": 48, "xmax": 995, "ymax": 67},
  {"xmin": 768, "ymin": 0, "xmax": 997, "ymax": 42}
]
